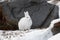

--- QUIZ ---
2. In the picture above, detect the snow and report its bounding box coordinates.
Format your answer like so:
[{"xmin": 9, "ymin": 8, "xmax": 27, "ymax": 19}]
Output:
[
  {"xmin": 48, "ymin": 19, "xmax": 60, "ymax": 40},
  {"xmin": 48, "ymin": 33, "xmax": 60, "ymax": 40},
  {"xmin": 0, "ymin": 0, "xmax": 4, "ymax": 2},
  {"xmin": 0, "ymin": 29, "xmax": 53, "ymax": 40}
]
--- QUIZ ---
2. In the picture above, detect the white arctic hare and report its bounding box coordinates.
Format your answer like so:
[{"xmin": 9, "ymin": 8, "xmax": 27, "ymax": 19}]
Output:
[{"xmin": 18, "ymin": 11, "xmax": 32, "ymax": 31}]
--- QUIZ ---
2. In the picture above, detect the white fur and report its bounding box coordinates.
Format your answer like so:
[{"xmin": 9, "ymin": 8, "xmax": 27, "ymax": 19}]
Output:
[{"xmin": 18, "ymin": 11, "xmax": 32, "ymax": 31}]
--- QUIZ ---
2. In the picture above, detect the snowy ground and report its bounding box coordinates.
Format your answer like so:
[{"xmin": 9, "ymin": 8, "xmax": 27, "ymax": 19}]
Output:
[
  {"xmin": 48, "ymin": 33, "xmax": 60, "ymax": 40},
  {"xmin": 0, "ymin": 29, "xmax": 53, "ymax": 40}
]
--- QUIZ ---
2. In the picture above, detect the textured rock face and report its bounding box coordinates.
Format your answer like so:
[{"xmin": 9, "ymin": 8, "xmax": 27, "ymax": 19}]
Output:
[
  {"xmin": 0, "ymin": 0, "xmax": 58, "ymax": 30},
  {"xmin": 3, "ymin": 1, "xmax": 58, "ymax": 29}
]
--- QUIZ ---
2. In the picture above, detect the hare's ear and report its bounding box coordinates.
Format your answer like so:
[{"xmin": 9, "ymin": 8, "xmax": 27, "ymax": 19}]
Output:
[
  {"xmin": 24, "ymin": 11, "xmax": 29, "ymax": 14},
  {"xmin": 24, "ymin": 11, "xmax": 28, "ymax": 13},
  {"xmin": 24, "ymin": 11, "xmax": 29, "ymax": 16}
]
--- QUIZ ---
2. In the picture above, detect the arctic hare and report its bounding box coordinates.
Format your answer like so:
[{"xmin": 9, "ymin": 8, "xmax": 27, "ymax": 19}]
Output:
[{"xmin": 18, "ymin": 11, "xmax": 32, "ymax": 31}]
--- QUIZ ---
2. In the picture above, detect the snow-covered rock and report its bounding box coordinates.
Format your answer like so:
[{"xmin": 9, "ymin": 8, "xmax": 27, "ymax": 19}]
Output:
[
  {"xmin": 51, "ymin": 19, "xmax": 60, "ymax": 25},
  {"xmin": 18, "ymin": 11, "xmax": 32, "ymax": 31},
  {"xmin": 48, "ymin": 33, "xmax": 60, "ymax": 40},
  {"xmin": 47, "ymin": 18, "xmax": 60, "ymax": 40}
]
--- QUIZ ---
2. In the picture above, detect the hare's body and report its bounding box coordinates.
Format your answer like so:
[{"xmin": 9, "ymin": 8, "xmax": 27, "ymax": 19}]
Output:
[{"xmin": 18, "ymin": 11, "xmax": 32, "ymax": 31}]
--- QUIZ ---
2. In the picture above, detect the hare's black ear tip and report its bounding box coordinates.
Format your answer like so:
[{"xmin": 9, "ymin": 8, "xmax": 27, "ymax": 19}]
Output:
[
  {"xmin": 25, "ymin": 11, "xmax": 28, "ymax": 12},
  {"xmin": 24, "ymin": 11, "xmax": 28, "ymax": 13}
]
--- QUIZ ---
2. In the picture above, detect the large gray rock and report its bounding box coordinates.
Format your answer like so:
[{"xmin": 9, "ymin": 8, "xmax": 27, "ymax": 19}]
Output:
[{"xmin": 1, "ymin": 0, "xmax": 59, "ymax": 30}]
